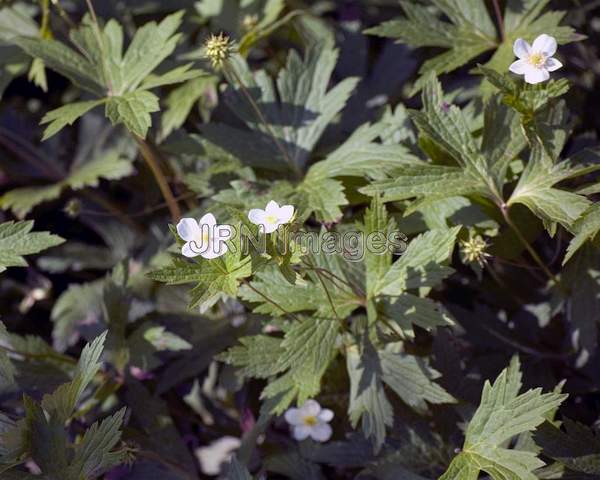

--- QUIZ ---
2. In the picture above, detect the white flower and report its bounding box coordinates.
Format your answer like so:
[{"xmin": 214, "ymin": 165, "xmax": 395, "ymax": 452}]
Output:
[
  {"xmin": 176, "ymin": 213, "xmax": 232, "ymax": 259},
  {"xmin": 284, "ymin": 399, "xmax": 333, "ymax": 442},
  {"xmin": 195, "ymin": 436, "xmax": 241, "ymax": 476},
  {"xmin": 509, "ymin": 34, "xmax": 562, "ymax": 84},
  {"xmin": 248, "ymin": 200, "xmax": 294, "ymax": 234}
]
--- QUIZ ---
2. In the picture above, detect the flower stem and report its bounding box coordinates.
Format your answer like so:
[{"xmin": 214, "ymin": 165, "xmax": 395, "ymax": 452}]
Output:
[
  {"xmin": 242, "ymin": 279, "xmax": 301, "ymax": 322},
  {"xmin": 135, "ymin": 136, "xmax": 181, "ymax": 222},
  {"xmin": 40, "ymin": 0, "xmax": 51, "ymax": 38},
  {"xmin": 491, "ymin": 0, "xmax": 505, "ymax": 42},
  {"xmin": 223, "ymin": 63, "xmax": 303, "ymax": 179},
  {"xmin": 500, "ymin": 204, "xmax": 561, "ymax": 288},
  {"xmin": 82, "ymin": 190, "xmax": 146, "ymax": 234}
]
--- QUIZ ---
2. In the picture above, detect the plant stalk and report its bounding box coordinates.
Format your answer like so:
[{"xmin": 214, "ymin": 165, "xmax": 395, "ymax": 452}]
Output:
[
  {"xmin": 135, "ymin": 136, "xmax": 181, "ymax": 222},
  {"xmin": 491, "ymin": 0, "xmax": 505, "ymax": 42}
]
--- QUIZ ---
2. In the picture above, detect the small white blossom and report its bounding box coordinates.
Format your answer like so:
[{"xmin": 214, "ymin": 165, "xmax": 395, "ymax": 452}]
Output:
[
  {"xmin": 248, "ymin": 200, "xmax": 294, "ymax": 234},
  {"xmin": 284, "ymin": 399, "xmax": 333, "ymax": 442},
  {"xmin": 195, "ymin": 436, "xmax": 241, "ymax": 476},
  {"xmin": 176, "ymin": 213, "xmax": 232, "ymax": 260},
  {"xmin": 509, "ymin": 34, "xmax": 562, "ymax": 84}
]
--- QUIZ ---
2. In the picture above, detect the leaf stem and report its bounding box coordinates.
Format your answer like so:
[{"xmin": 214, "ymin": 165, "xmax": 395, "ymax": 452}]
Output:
[
  {"xmin": 223, "ymin": 63, "xmax": 303, "ymax": 179},
  {"xmin": 135, "ymin": 136, "xmax": 181, "ymax": 222}
]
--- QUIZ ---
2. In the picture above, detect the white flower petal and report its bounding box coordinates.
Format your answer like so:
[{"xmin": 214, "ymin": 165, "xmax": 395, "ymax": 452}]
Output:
[
  {"xmin": 292, "ymin": 425, "xmax": 311, "ymax": 441},
  {"xmin": 182, "ymin": 242, "xmax": 200, "ymax": 258},
  {"xmin": 317, "ymin": 408, "xmax": 334, "ymax": 423},
  {"xmin": 278, "ymin": 205, "xmax": 295, "ymax": 224},
  {"xmin": 310, "ymin": 423, "xmax": 332, "ymax": 442},
  {"xmin": 262, "ymin": 222, "xmax": 280, "ymax": 234},
  {"xmin": 509, "ymin": 59, "xmax": 528, "ymax": 75},
  {"xmin": 195, "ymin": 436, "xmax": 241, "ymax": 476},
  {"xmin": 545, "ymin": 57, "xmax": 563, "ymax": 72},
  {"xmin": 524, "ymin": 67, "xmax": 550, "ymax": 84},
  {"xmin": 199, "ymin": 212, "xmax": 217, "ymax": 228},
  {"xmin": 177, "ymin": 218, "xmax": 200, "ymax": 241},
  {"xmin": 532, "ymin": 34, "xmax": 557, "ymax": 57},
  {"xmin": 200, "ymin": 240, "xmax": 228, "ymax": 259},
  {"xmin": 248, "ymin": 209, "xmax": 266, "ymax": 225},
  {"xmin": 300, "ymin": 399, "xmax": 321, "ymax": 417},
  {"xmin": 513, "ymin": 38, "xmax": 531, "ymax": 59},
  {"xmin": 284, "ymin": 408, "xmax": 303, "ymax": 425},
  {"xmin": 265, "ymin": 200, "xmax": 280, "ymax": 215},
  {"xmin": 216, "ymin": 224, "xmax": 233, "ymax": 241}
]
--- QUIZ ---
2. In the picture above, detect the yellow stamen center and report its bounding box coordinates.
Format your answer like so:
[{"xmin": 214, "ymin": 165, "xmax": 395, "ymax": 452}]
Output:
[
  {"xmin": 195, "ymin": 231, "xmax": 210, "ymax": 246},
  {"xmin": 528, "ymin": 53, "xmax": 546, "ymax": 68},
  {"xmin": 303, "ymin": 416, "xmax": 318, "ymax": 426},
  {"xmin": 265, "ymin": 215, "xmax": 278, "ymax": 224}
]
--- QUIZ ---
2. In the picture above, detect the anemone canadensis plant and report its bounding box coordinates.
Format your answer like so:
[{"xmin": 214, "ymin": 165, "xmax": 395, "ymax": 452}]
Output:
[{"xmin": 1, "ymin": 1, "xmax": 600, "ymax": 479}]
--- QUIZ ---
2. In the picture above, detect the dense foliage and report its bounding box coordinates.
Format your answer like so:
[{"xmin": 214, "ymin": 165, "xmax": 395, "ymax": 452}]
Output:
[{"xmin": 1, "ymin": 1, "xmax": 600, "ymax": 479}]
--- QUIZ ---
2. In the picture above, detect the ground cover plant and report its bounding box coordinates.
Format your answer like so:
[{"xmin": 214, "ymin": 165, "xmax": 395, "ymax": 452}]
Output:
[{"xmin": 1, "ymin": 0, "xmax": 600, "ymax": 479}]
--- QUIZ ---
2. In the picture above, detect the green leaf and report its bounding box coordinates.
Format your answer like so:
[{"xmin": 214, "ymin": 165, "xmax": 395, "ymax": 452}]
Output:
[
  {"xmin": 367, "ymin": 0, "xmax": 578, "ymax": 95},
  {"xmin": 508, "ymin": 142, "xmax": 593, "ymax": 232},
  {"xmin": 346, "ymin": 342, "xmax": 393, "ymax": 453},
  {"xmin": 27, "ymin": 57, "xmax": 47, "ymax": 92},
  {"xmin": 51, "ymin": 280, "xmax": 104, "ymax": 352},
  {"xmin": 564, "ymin": 203, "xmax": 600, "ymax": 264},
  {"xmin": 534, "ymin": 418, "xmax": 600, "ymax": 475},
  {"xmin": 143, "ymin": 326, "xmax": 192, "ymax": 352},
  {"xmin": 14, "ymin": 35, "xmax": 105, "ymax": 96},
  {"xmin": 208, "ymin": 43, "xmax": 358, "ymax": 173},
  {"xmin": 140, "ymin": 63, "xmax": 207, "ymax": 91},
  {"xmin": 160, "ymin": 75, "xmax": 217, "ymax": 139},
  {"xmin": 303, "ymin": 123, "xmax": 420, "ymax": 220},
  {"xmin": 25, "ymin": 395, "xmax": 70, "ymax": 476},
  {"xmin": 375, "ymin": 227, "xmax": 460, "ymax": 296},
  {"xmin": 297, "ymin": 177, "xmax": 348, "ymax": 223},
  {"xmin": 363, "ymin": 75, "xmax": 511, "ymax": 205},
  {"xmin": 0, "ymin": 143, "xmax": 135, "ymax": 217},
  {"xmin": 362, "ymin": 196, "xmax": 393, "ymax": 301},
  {"xmin": 105, "ymin": 90, "xmax": 160, "ymax": 137},
  {"xmin": 0, "ymin": 322, "xmax": 16, "ymax": 389},
  {"xmin": 379, "ymin": 349, "xmax": 455, "ymax": 411},
  {"xmin": 240, "ymin": 262, "xmax": 357, "ymax": 319},
  {"xmin": 562, "ymin": 245, "xmax": 600, "ymax": 362},
  {"xmin": 14, "ymin": 12, "xmax": 189, "ymax": 141},
  {"xmin": 346, "ymin": 339, "xmax": 454, "ymax": 452},
  {"xmin": 40, "ymin": 99, "xmax": 106, "ymax": 140},
  {"xmin": 41, "ymin": 332, "xmax": 107, "ymax": 422},
  {"xmin": 66, "ymin": 408, "xmax": 126, "ymax": 479},
  {"xmin": 0, "ymin": 221, "xmax": 64, "ymax": 273},
  {"xmin": 360, "ymin": 163, "xmax": 483, "ymax": 203},
  {"xmin": 120, "ymin": 11, "xmax": 184, "ymax": 93},
  {"xmin": 366, "ymin": 0, "xmax": 496, "ymax": 95},
  {"xmin": 440, "ymin": 357, "xmax": 567, "ymax": 480},
  {"xmin": 148, "ymin": 245, "xmax": 253, "ymax": 313},
  {"xmin": 225, "ymin": 456, "xmax": 254, "ymax": 480},
  {"xmin": 218, "ymin": 335, "xmax": 285, "ymax": 380},
  {"xmin": 382, "ymin": 293, "xmax": 454, "ymax": 337},
  {"xmin": 305, "ymin": 123, "xmax": 420, "ymax": 181},
  {"xmin": 261, "ymin": 316, "xmax": 340, "ymax": 413}
]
